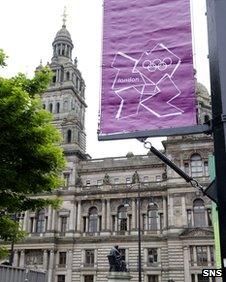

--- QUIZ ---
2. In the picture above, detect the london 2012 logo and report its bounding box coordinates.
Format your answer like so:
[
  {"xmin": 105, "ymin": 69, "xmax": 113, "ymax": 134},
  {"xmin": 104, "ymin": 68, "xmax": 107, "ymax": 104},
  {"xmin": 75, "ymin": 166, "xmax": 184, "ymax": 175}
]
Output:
[{"xmin": 111, "ymin": 43, "xmax": 183, "ymax": 120}]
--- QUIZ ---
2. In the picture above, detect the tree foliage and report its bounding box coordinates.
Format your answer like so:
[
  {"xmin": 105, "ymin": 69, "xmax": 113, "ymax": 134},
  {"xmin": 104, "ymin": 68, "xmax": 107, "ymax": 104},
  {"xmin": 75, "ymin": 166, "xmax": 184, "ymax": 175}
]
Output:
[{"xmin": 0, "ymin": 51, "xmax": 65, "ymax": 257}]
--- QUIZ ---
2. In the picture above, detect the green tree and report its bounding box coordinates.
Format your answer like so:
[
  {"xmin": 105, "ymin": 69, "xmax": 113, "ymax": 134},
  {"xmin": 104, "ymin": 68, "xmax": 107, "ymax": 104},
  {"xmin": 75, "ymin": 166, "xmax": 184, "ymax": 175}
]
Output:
[{"xmin": 0, "ymin": 51, "xmax": 65, "ymax": 258}]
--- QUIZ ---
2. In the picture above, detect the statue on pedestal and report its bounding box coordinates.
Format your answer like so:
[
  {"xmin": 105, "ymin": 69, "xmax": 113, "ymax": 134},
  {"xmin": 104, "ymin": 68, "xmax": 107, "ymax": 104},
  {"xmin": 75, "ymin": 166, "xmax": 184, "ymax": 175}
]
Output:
[{"xmin": 107, "ymin": 246, "xmax": 127, "ymax": 272}]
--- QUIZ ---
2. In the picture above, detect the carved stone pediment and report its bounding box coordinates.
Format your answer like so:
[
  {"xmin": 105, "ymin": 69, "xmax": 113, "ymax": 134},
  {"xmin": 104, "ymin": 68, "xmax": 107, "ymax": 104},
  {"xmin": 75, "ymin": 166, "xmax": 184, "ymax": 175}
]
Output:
[{"xmin": 180, "ymin": 227, "xmax": 214, "ymax": 238}]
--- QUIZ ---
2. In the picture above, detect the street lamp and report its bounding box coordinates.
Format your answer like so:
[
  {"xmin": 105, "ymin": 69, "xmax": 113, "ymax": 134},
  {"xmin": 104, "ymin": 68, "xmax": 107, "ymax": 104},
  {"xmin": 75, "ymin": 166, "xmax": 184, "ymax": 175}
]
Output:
[
  {"xmin": 123, "ymin": 172, "xmax": 156, "ymax": 282},
  {"xmin": 123, "ymin": 171, "xmax": 142, "ymax": 282}
]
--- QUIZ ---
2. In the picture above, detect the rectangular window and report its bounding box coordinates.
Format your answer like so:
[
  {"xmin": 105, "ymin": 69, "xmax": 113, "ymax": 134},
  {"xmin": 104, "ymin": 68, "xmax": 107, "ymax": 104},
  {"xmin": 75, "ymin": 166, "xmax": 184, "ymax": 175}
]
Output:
[
  {"xmin": 207, "ymin": 209, "xmax": 212, "ymax": 226},
  {"xmin": 85, "ymin": 249, "xmax": 95, "ymax": 266},
  {"xmin": 196, "ymin": 246, "xmax": 208, "ymax": 266},
  {"xmin": 86, "ymin": 180, "xmax": 91, "ymax": 186},
  {"xmin": 57, "ymin": 275, "xmax": 65, "ymax": 282},
  {"xmin": 204, "ymin": 161, "xmax": 209, "ymax": 176},
  {"xmin": 143, "ymin": 176, "xmax": 149, "ymax": 182},
  {"xmin": 45, "ymin": 216, "xmax": 48, "ymax": 231},
  {"xmin": 60, "ymin": 216, "xmax": 67, "ymax": 233},
  {"xmin": 114, "ymin": 178, "xmax": 119, "ymax": 185},
  {"xmin": 126, "ymin": 177, "xmax": 131, "ymax": 187},
  {"xmin": 83, "ymin": 217, "xmax": 86, "ymax": 232},
  {"xmin": 112, "ymin": 215, "xmax": 116, "ymax": 231},
  {"xmin": 59, "ymin": 252, "xmax": 67, "ymax": 267},
  {"xmin": 148, "ymin": 275, "xmax": 158, "ymax": 282},
  {"xmin": 63, "ymin": 173, "xmax": 70, "ymax": 187},
  {"xmin": 190, "ymin": 247, "xmax": 194, "ymax": 266},
  {"xmin": 210, "ymin": 246, "xmax": 215, "ymax": 265},
  {"xmin": 99, "ymin": 216, "xmax": 102, "ymax": 231},
  {"xmin": 156, "ymin": 175, "xmax": 161, "ymax": 182},
  {"xmin": 97, "ymin": 179, "xmax": 102, "ymax": 187},
  {"xmin": 36, "ymin": 211, "xmax": 45, "ymax": 233},
  {"xmin": 30, "ymin": 217, "xmax": 34, "ymax": 233},
  {"xmin": 147, "ymin": 248, "xmax": 158, "ymax": 264}
]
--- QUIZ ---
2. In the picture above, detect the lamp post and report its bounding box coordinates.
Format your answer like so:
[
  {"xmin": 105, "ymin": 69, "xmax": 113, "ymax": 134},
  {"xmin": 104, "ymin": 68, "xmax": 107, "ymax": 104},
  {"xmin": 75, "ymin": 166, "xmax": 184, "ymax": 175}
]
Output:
[
  {"xmin": 124, "ymin": 172, "xmax": 157, "ymax": 282},
  {"xmin": 132, "ymin": 171, "xmax": 142, "ymax": 282}
]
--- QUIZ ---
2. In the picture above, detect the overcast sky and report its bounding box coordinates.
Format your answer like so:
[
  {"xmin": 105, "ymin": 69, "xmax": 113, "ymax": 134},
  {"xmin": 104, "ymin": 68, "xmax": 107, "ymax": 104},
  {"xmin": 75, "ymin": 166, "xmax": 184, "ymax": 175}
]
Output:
[{"xmin": 0, "ymin": 0, "xmax": 210, "ymax": 158}]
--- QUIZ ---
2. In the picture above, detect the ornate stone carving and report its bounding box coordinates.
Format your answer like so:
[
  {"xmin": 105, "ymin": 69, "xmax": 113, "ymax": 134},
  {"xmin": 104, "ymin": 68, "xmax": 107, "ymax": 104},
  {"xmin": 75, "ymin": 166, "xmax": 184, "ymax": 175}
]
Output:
[
  {"xmin": 75, "ymin": 173, "xmax": 83, "ymax": 186},
  {"xmin": 103, "ymin": 173, "xmax": 111, "ymax": 185}
]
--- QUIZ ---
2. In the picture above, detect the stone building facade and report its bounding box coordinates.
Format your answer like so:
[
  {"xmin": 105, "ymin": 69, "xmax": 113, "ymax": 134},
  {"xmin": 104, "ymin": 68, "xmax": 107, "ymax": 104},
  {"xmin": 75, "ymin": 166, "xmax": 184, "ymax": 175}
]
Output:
[{"xmin": 11, "ymin": 22, "xmax": 218, "ymax": 282}]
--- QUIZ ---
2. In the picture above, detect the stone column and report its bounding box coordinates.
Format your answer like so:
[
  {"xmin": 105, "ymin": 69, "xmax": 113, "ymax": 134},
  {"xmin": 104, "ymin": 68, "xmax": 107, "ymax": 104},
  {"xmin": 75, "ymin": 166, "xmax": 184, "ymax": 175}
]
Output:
[
  {"xmin": 13, "ymin": 250, "xmax": 18, "ymax": 267},
  {"xmin": 66, "ymin": 250, "xmax": 73, "ymax": 282},
  {"xmin": 69, "ymin": 203, "xmax": 76, "ymax": 231},
  {"xmin": 207, "ymin": 246, "xmax": 211, "ymax": 266},
  {"xmin": 193, "ymin": 246, "xmax": 197, "ymax": 266},
  {"xmin": 86, "ymin": 216, "xmax": 89, "ymax": 232},
  {"xmin": 47, "ymin": 206, "xmax": 52, "ymax": 231},
  {"xmin": 145, "ymin": 214, "xmax": 148, "ymax": 230},
  {"xmin": 102, "ymin": 199, "xmax": 106, "ymax": 230},
  {"xmin": 191, "ymin": 210, "xmax": 194, "ymax": 227},
  {"xmin": 183, "ymin": 246, "xmax": 191, "ymax": 282},
  {"xmin": 115, "ymin": 215, "xmax": 118, "ymax": 232},
  {"xmin": 106, "ymin": 200, "xmax": 111, "ymax": 230},
  {"xmin": 48, "ymin": 250, "xmax": 54, "ymax": 282},
  {"xmin": 181, "ymin": 196, "xmax": 187, "ymax": 226},
  {"xmin": 97, "ymin": 216, "xmax": 100, "ymax": 232},
  {"xmin": 163, "ymin": 197, "xmax": 167, "ymax": 228},
  {"xmin": 19, "ymin": 250, "xmax": 25, "ymax": 267},
  {"xmin": 43, "ymin": 250, "xmax": 48, "ymax": 270},
  {"xmin": 168, "ymin": 195, "xmax": 174, "ymax": 226},
  {"xmin": 132, "ymin": 199, "xmax": 136, "ymax": 230},
  {"xmin": 51, "ymin": 209, "xmax": 56, "ymax": 231},
  {"xmin": 32, "ymin": 218, "xmax": 36, "ymax": 233},
  {"xmin": 205, "ymin": 209, "xmax": 209, "ymax": 227},
  {"xmin": 77, "ymin": 201, "xmax": 81, "ymax": 232},
  {"xmin": 157, "ymin": 213, "xmax": 161, "ymax": 234},
  {"xmin": 23, "ymin": 211, "xmax": 29, "ymax": 231}
]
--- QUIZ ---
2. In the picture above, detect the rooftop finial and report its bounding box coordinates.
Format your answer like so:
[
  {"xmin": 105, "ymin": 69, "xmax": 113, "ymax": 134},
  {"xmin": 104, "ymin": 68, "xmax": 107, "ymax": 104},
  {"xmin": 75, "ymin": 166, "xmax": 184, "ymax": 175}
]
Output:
[{"xmin": 62, "ymin": 6, "xmax": 67, "ymax": 27}]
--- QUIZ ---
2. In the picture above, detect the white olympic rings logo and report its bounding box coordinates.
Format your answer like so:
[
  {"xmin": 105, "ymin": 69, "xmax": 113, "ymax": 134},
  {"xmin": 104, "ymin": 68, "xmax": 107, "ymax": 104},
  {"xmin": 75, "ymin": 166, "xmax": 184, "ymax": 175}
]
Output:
[{"xmin": 141, "ymin": 57, "xmax": 172, "ymax": 72}]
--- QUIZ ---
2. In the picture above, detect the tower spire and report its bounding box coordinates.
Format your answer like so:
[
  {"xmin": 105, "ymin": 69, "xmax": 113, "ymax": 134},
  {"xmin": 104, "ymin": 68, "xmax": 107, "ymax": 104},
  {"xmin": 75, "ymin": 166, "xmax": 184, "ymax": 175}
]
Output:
[{"xmin": 62, "ymin": 6, "xmax": 67, "ymax": 27}]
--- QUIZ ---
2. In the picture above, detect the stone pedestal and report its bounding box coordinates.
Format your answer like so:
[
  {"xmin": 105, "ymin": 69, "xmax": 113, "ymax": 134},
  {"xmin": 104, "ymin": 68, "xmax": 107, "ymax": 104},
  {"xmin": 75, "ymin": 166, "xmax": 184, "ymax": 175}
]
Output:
[{"xmin": 107, "ymin": 272, "xmax": 132, "ymax": 282}]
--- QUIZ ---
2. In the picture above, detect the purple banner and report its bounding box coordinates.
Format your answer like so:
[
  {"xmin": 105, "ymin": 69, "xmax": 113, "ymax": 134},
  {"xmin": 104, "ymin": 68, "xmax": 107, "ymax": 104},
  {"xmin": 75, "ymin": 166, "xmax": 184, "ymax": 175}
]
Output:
[{"xmin": 99, "ymin": 0, "xmax": 197, "ymax": 137}]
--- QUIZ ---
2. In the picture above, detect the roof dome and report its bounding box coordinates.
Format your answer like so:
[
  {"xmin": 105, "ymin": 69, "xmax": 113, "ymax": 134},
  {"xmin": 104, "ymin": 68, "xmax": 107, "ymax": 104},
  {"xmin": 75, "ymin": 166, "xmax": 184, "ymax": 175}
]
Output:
[{"xmin": 52, "ymin": 25, "xmax": 73, "ymax": 46}]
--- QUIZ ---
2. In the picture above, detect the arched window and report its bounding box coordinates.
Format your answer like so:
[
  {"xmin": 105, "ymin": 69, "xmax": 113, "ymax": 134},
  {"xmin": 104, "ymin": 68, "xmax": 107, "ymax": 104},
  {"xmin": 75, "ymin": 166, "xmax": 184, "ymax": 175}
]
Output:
[
  {"xmin": 190, "ymin": 154, "xmax": 203, "ymax": 177},
  {"xmin": 67, "ymin": 129, "xmax": 72, "ymax": 143},
  {"xmin": 193, "ymin": 199, "xmax": 206, "ymax": 227},
  {"xmin": 49, "ymin": 103, "xmax": 53, "ymax": 113},
  {"xmin": 56, "ymin": 102, "xmax": 60, "ymax": 114},
  {"xmin": 88, "ymin": 207, "xmax": 98, "ymax": 233},
  {"xmin": 118, "ymin": 206, "xmax": 127, "ymax": 231},
  {"xmin": 36, "ymin": 210, "xmax": 45, "ymax": 233},
  {"xmin": 147, "ymin": 203, "xmax": 158, "ymax": 230},
  {"xmin": 43, "ymin": 104, "xmax": 46, "ymax": 109},
  {"xmin": 52, "ymin": 75, "xmax": 56, "ymax": 83},
  {"xmin": 66, "ymin": 71, "xmax": 70, "ymax": 81}
]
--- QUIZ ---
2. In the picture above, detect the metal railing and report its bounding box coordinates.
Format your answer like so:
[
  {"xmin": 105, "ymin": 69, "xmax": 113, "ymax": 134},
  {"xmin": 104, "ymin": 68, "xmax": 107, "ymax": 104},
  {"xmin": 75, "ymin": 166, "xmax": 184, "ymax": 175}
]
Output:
[{"xmin": 0, "ymin": 265, "xmax": 46, "ymax": 282}]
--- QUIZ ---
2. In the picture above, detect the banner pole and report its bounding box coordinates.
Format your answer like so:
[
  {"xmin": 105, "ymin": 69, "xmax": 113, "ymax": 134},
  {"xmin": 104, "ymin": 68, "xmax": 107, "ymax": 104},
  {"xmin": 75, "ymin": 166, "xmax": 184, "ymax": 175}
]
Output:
[{"xmin": 206, "ymin": 0, "xmax": 226, "ymax": 279}]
